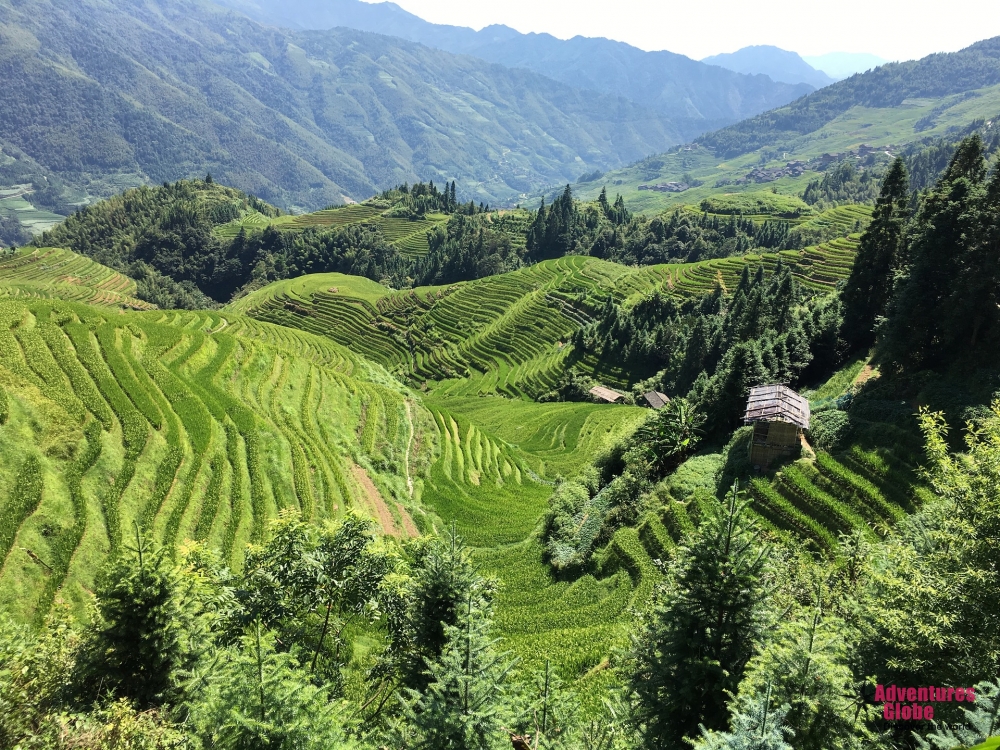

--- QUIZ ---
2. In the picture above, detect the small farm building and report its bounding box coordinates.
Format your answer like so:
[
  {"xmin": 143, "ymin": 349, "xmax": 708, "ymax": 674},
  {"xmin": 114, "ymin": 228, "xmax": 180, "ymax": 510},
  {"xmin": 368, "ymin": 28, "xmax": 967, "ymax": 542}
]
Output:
[
  {"xmin": 642, "ymin": 391, "xmax": 671, "ymax": 409},
  {"xmin": 743, "ymin": 384, "xmax": 810, "ymax": 468},
  {"xmin": 589, "ymin": 385, "xmax": 625, "ymax": 403}
]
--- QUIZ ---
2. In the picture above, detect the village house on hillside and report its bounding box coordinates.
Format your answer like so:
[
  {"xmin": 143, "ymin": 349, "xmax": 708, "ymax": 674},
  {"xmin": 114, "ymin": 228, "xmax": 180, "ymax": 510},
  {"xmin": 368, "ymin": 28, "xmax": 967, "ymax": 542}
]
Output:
[{"xmin": 743, "ymin": 384, "xmax": 810, "ymax": 468}]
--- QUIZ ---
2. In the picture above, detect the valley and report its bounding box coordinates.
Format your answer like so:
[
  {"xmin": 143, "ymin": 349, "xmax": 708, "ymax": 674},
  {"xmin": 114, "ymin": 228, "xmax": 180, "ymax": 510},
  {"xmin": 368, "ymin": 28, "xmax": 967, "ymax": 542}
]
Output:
[{"xmin": 2, "ymin": 3, "xmax": 1000, "ymax": 749}]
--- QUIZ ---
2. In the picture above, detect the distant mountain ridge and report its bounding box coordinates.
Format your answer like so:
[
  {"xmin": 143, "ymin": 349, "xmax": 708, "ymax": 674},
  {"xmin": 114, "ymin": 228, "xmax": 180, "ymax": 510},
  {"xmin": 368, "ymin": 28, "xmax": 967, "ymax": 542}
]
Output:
[
  {"xmin": 216, "ymin": 0, "xmax": 815, "ymax": 137},
  {"xmin": 0, "ymin": 0, "xmax": 685, "ymax": 211},
  {"xmin": 803, "ymin": 52, "xmax": 890, "ymax": 80},
  {"xmin": 698, "ymin": 37, "xmax": 1000, "ymax": 158},
  {"xmin": 702, "ymin": 46, "xmax": 835, "ymax": 89}
]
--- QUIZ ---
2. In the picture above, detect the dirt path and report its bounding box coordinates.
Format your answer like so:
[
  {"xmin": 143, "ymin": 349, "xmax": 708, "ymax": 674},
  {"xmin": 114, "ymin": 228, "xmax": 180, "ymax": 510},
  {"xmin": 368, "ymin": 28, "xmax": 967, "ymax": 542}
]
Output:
[
  {"xmin": 396, "ymin": 503, "xmax": 419, "ymax": 537},
  {"xmin": 351, "ymin": 464, "xmax": 400, "ymax": 537},
  {"xmin": 403, "ymin": 400, "xmax": 415, "ymax": 497}
]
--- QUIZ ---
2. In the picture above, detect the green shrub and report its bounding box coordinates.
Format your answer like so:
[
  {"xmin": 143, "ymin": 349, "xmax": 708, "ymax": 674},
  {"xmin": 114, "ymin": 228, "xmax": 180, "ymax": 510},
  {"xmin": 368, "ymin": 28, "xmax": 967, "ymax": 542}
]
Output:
[
  {"xmin": 664, "ymin": 454, "xmax": 722, "ymax": 502},
  {"xmin": 809, "ymin": 410, "xmax": 853, "ymax": 450},
  {"xmin": 0, "ymin": 384, "xmax": 7, "ymax": 425}
]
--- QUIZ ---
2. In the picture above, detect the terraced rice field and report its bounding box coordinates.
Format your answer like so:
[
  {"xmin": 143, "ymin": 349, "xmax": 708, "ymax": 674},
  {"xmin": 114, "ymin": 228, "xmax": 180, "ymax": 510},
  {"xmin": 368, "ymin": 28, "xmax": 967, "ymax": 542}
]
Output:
[
  {"xmin": 0, "ymin": 248, "xmax": 154, "ymax": 309},
  {"xmin": 0, "ymin": 298, "xmax": 426, "ymax": 623},
  {"xmin": 214, "ymin": 204, "xmax": 447, "ymax": 258},
  {"xmin": 747, "ymin": 444, "xmax": 924, "ymax": 555},
  {"xmin": 235, "ymin": 238, "xmax": 861, "ymax": 396}
]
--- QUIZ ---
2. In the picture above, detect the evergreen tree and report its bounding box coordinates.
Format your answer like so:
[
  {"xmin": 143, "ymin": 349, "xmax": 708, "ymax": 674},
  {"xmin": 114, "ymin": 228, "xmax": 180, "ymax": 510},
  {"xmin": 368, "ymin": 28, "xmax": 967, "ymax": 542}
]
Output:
[
  {"xmin": 392, "ymin": 584, "xmax": 514, "ymax": 750},
  {"xmin": 880, "ymin": 135, "xmax": 998, "ymax": 370},
  {"xmin": 840, "ymin": 157, "xmax": 909, "ymax": 352},
  {"xmin": 918, "ymin": 678, "xmax": 1000, "ymax": 750},
  {"xmin": 737, "ymin": 597, "xmax": 869, "ymax": 750},
  {"xmin": 691, "ymin": 685, "xmax": 793, "ymax": 750},
  {"xmin": 76, "ymin": 531, "xmax": 197, "ymax": 708},
  {"xmin": 857, "ymin": 401, "xmax": 1000, "ymax": 691},
  {"xmin": 384, "ymin": 529, "xmax": 492, "ymax": 693},
  {"xmin": 191, "ymin": 622, "xmax": 354, "ymax": 750},
  {"xmin": 628, "ymin": 486, "xmax": 772, "ymax": 749}
]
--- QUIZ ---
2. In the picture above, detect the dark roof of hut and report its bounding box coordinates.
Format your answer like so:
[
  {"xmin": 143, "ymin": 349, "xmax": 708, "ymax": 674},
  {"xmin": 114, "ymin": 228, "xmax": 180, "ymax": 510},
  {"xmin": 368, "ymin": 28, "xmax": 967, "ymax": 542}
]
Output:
[
  {"xmin": 643, "ymin": 391, "xmax": 670, "ymax": 409},
  {"xmin": 743, "ymin": 384, "xmax": 810, "ymax": 429}
]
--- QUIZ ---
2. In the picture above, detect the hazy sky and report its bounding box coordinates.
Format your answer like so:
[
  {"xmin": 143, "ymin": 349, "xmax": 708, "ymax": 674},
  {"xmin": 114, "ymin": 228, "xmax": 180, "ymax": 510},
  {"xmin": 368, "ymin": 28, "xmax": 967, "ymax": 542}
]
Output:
[{"xmin": 364, "ymin": 0, "xmax": 1000, "ymax": 62}]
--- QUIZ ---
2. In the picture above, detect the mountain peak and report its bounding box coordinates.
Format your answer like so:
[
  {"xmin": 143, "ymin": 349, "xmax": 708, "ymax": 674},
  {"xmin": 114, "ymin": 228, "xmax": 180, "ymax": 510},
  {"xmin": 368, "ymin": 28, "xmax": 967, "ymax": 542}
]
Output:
[{"xmin": 702, "ymin": 45, "xmax": 835, "ymax": 89}]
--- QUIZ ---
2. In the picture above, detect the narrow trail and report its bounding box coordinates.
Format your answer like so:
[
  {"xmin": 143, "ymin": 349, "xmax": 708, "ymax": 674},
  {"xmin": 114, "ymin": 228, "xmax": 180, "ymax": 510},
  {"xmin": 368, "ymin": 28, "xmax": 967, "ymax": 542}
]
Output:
[
  {"xmin": 404, "ymin": 399, "xmax": 414, "ymax": 497},
  {"xmin": 352, "ymin": 464, "xmax": 400, "ymax": 537}
]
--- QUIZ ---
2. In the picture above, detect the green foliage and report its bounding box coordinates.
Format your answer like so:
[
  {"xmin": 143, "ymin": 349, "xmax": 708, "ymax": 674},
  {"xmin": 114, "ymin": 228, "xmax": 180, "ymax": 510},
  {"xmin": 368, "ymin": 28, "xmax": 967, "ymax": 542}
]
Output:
[
  {"xmin": 0, "ymin": 455, "xmax": 43, "ymax": 571},
  {"xmin": 230, "ymin": 512, "xmax": 393, "ymax": 690},
  {"xmin": 802, "ymin": 160, "xmax": 882, "ymax": 209},
  {"xmin": 627, "ymin": 486, "xmax": 773, "ymax": 749},
  {"xmin": 690, "ymin": 684, "xmax": 794, "ymax": 750},
  {"xmin": 0, "ymin": 383, "xmax": 7, "ymax": 425},
  {"xmin": 392, "ymin": 592, "xmax": 516, "ymax": 750},
  {"xmin": 881, "ymin": 135, "xmax": 1000, "ymax": 371},
  {"xmin": 75, "ymin": 532, "xmax": 202, "ymax": 708},
  {"xmin": 840, "ymin": 157, "xmax": 909, "ymax": 351},
  {"xmin": 699, "ymin": 191, "xmax": 812, "ymax": 218},
  {"xmin": 737, "ymin": 602, "xmax": 869, "ymax": 750},
  {"xmin": 919, "ymin": 679, "xmax": 1000, "ymax": 750},
  {"xmin": 856, "ymin": 401, "xmax": 1000, "ymax": 689},
  {"xmin": 389, "ymin": 530, "xmax": 495, "ymax": 694},
  {"xmin": 809, "ymin": 410, "xmax": 853, "ymax": 450},
  {"xmin": 632, "ymin": 398, "xmax": 705, "ymax": 479},
  {"xmin": 190, "ymin": 622, "xmax": 354, "ymax": 750}
]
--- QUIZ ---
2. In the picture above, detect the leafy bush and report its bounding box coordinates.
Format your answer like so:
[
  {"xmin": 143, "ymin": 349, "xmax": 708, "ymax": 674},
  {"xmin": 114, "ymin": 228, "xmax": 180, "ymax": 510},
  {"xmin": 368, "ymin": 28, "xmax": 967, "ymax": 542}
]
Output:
[{"xmin": 808, "ymin": 409, "xmax": 853, "ymax": 450}]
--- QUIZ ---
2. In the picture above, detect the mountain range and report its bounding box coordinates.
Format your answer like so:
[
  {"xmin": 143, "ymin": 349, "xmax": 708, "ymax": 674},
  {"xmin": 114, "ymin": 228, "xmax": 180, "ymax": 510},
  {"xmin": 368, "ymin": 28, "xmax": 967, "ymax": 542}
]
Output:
[
  {"xmin": 0, "ymin": 0, "xmax": 687, "ymax": 211},
  {"xmin": 214, "ymin": 0, "xmax": 814, "ymax": 131}
]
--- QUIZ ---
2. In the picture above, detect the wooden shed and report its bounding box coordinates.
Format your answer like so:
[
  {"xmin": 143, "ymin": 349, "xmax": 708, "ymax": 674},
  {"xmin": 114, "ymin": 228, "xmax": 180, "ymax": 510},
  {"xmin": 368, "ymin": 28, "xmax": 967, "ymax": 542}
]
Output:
[
  {"xmin": 642, "ymin": 391, "xmax": 671, "ymax": 409},
  {"xmin": 589, "ymin": 385, "xmax": 625, "ymax": 404},
  {"xmin": 743, "ymin": 384, "xmax": 810, "ymax": 468}
]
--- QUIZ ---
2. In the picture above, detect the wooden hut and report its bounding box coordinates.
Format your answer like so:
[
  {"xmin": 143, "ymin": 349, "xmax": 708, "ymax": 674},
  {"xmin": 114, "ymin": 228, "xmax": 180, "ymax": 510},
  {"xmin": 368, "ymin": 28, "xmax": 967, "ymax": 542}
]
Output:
[
  {"xmin": 642, "ymin": 391, "xmax": 671, "ymax": 409},
  {"xmin": 743, "ymin": 384, "xmax": 810, "ymax": 468},
  {"xmin": 589, "ymin": 385, "xmax": 625, "ymax": 403}
]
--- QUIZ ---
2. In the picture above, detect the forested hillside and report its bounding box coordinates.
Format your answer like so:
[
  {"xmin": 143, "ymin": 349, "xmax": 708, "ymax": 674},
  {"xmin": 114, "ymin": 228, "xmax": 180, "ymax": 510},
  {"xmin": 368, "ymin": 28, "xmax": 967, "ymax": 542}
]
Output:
[
  {"xmin": 0, "ymin": 0, "xmax": 680, "ymax": 214},
  {"xmin": 217, "ymin": 0, "xmax": 814, "ymax": 132}
]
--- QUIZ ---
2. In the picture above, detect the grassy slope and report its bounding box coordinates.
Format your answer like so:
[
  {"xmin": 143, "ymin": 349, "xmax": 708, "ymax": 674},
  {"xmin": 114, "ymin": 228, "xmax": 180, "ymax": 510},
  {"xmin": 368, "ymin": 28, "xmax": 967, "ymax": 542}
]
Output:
[
  {"xmin": 0, "ymin": 247, "xmax": 154, "ymax": 309},
  {"xmin": 571, "ymin": 82, "xmax": 1000, "ymax": 214},
  {"xmin": 215, "ymin": 203, "xmax": 453, "ymax": 259}
]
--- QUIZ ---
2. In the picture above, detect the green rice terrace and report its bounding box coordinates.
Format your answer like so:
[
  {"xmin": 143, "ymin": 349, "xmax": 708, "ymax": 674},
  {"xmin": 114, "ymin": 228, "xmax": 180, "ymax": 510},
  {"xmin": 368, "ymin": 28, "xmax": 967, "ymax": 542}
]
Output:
[
  {"xmin": 215, "ymin": 202, "xmax": 454, "ymax": 259},
  {"xmin": 230, "ymin": 236, "xmax": 862, "ymax": 397},
  {"xmin": 0, "ymin": 235, "xmax": 935, "ymax": 697}
]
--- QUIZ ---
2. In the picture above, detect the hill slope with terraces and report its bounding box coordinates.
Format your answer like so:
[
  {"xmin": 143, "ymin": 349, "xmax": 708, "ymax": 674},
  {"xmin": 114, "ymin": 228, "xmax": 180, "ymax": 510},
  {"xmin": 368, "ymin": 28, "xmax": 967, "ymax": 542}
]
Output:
[{"xmin": 229, "ymin": 236, "xmax": 861, "ymax": 397}]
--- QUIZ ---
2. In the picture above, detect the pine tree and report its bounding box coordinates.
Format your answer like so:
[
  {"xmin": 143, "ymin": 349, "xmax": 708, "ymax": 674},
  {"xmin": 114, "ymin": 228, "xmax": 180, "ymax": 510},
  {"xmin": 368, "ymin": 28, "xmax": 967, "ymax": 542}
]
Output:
[
  {"xmin": 840, "ymin": 157, "xmax": 909, "ymax": 352},
  {"xmin": 737, "ymin": 597, "xmax": 869, "ymax": 750},
  {"xmin": 880, "ymin": 135, "xmax": 990, "ymax": 370},
  {"xmin": 76, "ymin": 530, "xmax": 193, "ymax": 707},
  {"xmin": 918, "ymin": 678, "xmax": 1000, "ymax": 750},
  {"xmin": 393, "ymin": 591, "xmax": 515, "ymax": 750},
  {"xmin": 191, "ymin": 622, "xmax": 353, "ymax": 750},
  {"xmin": 691, "ymin": 684, "xmax": 793, "ymax": 750},
  {"xmin": 628, "ymin": 486, "xmax": 772, "ymax": 750},
  {"xmin": 385, "ymin": 529, "xmax": 492, "ymax": 693}
]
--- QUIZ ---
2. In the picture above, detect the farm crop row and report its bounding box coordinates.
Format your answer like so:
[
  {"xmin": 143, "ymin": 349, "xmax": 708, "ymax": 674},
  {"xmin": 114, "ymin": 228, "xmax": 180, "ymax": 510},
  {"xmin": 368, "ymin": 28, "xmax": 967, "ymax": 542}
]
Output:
[{"xmin": 0, "ymin": 299, "xmax": 418, "ymax": 619}]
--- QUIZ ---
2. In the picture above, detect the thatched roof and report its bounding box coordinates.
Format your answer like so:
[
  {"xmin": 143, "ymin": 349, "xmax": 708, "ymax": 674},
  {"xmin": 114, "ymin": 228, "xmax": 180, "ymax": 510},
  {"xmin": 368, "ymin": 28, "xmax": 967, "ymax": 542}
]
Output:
[
  {"xmin": 643, "ymin": 391, "xmax": 670, "ymax": 409},
  {"xmin": 589, "ymin": 385, "xmax": 625, "ymax": 403},
  {"xmin": 743, "ymin": 384, "xmax": 810, "ymax": 429}
]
